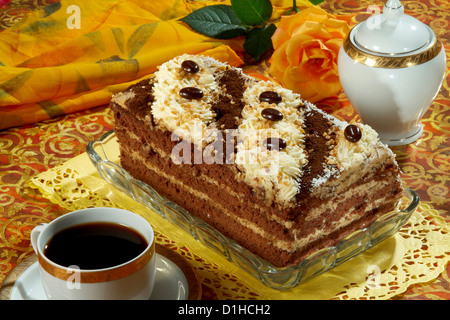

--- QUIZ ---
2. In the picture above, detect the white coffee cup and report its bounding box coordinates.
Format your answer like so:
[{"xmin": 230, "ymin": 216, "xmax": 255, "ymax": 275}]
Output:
[{"xmin": 30, "ymin": 207, "xmax": 156, "ymax": 300}]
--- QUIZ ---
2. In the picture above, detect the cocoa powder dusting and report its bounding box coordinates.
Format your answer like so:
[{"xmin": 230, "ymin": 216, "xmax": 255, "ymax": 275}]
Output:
[
  {"xmin": 297, "ymin": 110, "xmax": 336, "ymax": 196},
  {"xmin": 124, "ymin": 78, "xmax": 155, "ymax": 121},
  {"xmin": 212, "ymin": 68, "xmax": 247, "ymax": 129}
]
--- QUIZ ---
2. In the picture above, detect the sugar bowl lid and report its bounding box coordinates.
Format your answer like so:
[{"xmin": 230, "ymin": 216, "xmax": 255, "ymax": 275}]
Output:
[{"xmin": 343, "ymin": 0, "xmax": 442, "ymax": 68}]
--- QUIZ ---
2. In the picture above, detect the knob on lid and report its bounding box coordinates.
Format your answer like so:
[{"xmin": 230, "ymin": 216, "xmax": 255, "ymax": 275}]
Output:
[{"xmin": 353, "ymin": 0, "xmax": 435, "ymax": 55}]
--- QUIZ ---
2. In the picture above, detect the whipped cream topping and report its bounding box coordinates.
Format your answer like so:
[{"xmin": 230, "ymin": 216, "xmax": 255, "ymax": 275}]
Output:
[
  {"xmin": 128, "ymin": 54, "xmax": 388, "ymax": 205},
  {"xmin": 309, "ymin": 121, "xmax": 380, "ymax": 189},
  {"xmin": 235, "ymin": 80, "xmax": 307, "ymax": 204},
  {"xmin": 333, "ymin": 123, "xmax": 379, "ymax": 170},
  {"xmin": 151, "ymin": 54, "xmax": 227, "ymax": 145}
]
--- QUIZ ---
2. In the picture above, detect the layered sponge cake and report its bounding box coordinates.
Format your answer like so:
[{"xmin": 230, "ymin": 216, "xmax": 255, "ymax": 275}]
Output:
[{"xmin": 110, "ymin": 54, "xmax": 403, "ymax": 268}]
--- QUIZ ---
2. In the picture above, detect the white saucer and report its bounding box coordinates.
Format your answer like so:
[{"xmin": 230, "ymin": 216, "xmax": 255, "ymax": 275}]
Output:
[{"xmin": 1, "ymin": 245, "xmax": 201, "ymax": 300}]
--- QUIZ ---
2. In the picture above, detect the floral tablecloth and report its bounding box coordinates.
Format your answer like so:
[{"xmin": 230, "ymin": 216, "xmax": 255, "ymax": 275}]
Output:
[{"xmin": 0, "ymin": 0, "xmax": 449, "ymax": 300}]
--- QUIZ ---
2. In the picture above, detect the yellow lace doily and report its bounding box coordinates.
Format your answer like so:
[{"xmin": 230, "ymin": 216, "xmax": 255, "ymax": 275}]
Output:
[{"xmin": 28, "ymin": 146, "xmax": 450, "ymax": 300}]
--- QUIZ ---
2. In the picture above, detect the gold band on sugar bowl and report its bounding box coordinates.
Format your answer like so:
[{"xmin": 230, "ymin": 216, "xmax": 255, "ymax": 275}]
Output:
[
  {"xmin": 37, "ymin": 241, "xmax": 155, "ymax": 283},
  {"xmin": 343, "ymin": 35, "xmax": 443, "ymax": 69}
]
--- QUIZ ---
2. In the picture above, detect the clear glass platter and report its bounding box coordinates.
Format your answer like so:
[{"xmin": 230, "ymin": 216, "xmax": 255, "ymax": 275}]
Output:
[{"xmin": 86, "ymin": 130, "xmax": 419, "ymax": 290}]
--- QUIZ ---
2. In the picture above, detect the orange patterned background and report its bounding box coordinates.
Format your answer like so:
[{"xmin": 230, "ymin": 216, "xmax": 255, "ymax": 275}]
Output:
[{"xmin": 0, "ymin": 0, "xmax": 449, "ymax": 299}]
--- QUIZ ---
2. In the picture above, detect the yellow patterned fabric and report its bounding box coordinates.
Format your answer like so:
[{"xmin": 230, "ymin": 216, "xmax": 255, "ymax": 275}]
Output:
[
  {"xmin": 27, "ymin": 130, "xmax": 450, "ymax": 300},
  {"xmin": 0, "ymin": 0, "xmax": 313, "ymax": 130},
  {"xmin": 0, "ymin": 0, "xmax": 240, "ymax": 130}
]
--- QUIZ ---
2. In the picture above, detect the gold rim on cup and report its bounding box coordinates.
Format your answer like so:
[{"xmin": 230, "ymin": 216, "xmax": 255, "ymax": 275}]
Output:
[{"xmin": 37, "ymin": 241, "xmax": 155, "ymax": 283}]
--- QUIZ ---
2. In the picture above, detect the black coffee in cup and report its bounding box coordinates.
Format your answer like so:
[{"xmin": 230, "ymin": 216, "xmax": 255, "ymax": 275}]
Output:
[{"xmin": 43, "ymin": 222, "xmax": 148, "ymax": 270}]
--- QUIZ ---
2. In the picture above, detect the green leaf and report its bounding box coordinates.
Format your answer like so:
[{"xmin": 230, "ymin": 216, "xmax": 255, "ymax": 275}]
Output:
[
  {"xmin": 231, "ymin": 0, "xmax": 272, "ymax": 26},
  {"xmin": 243, "ymin": 23, "xmax": 276, "ymax": 60},
  {"xmin": 180, "ymin": 5, "xmax": 249, "ymax": 39},
  {"xmin": 308, "ymin": 0, "xmax": 325, "ymax": 5}
]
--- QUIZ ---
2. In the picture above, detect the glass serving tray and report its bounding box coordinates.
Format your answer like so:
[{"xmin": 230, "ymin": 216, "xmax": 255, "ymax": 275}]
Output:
[{"xmin": 86, "ymin": 130, "xmax": 419, "ymax": 290}]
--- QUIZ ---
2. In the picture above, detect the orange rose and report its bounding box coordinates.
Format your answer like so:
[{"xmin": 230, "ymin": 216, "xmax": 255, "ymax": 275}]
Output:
[{"xmin": 269, "ymin": 6, "xmax": 351, "ymax": 103}]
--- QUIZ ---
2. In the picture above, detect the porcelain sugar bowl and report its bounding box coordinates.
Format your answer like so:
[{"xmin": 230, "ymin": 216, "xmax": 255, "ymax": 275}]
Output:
[{"xmin": 338, "ymin": 0, "xmax": 446, "ymax": 146}]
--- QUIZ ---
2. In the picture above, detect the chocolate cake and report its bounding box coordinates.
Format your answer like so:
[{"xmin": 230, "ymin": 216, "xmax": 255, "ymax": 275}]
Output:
[{"xmin": 110, "ymin": 54, "xmax": 403, "ymax": 268}]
